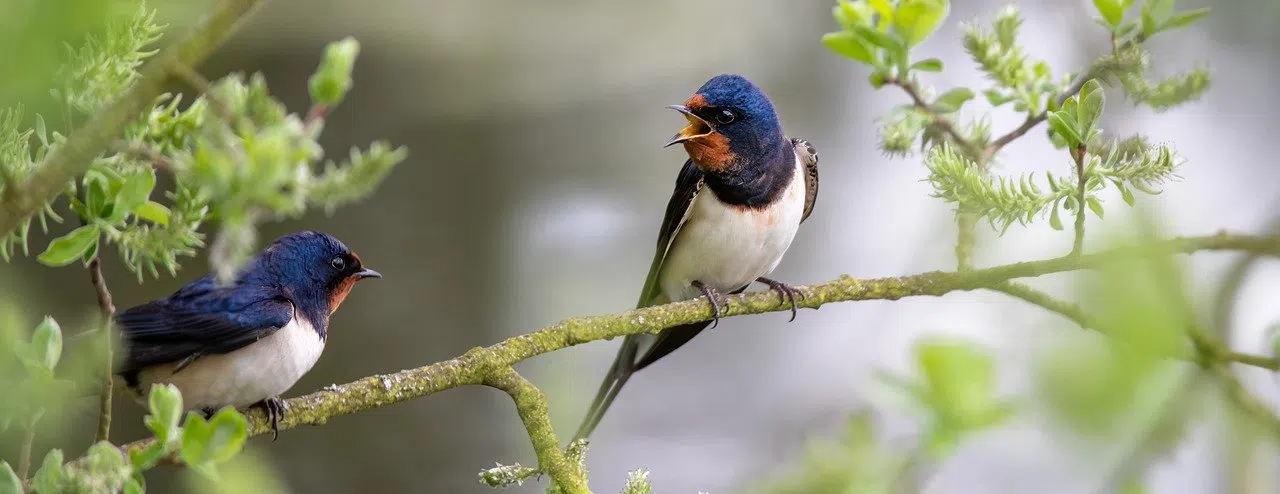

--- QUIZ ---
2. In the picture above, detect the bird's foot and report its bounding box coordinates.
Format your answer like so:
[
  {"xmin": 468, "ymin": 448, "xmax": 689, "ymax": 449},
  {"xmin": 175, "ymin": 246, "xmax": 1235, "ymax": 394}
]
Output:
[
  {"xmin": 252, "ymin": 397, "xmax": 288, "ymax": 441},
  {"xmin": 691, "ymin": 280, "xmax": 725, "ymax": 328},
  {"xmin": 756, "ymin": 276, "xmax": 803, "ymax": 322},
  {"xmin": 200, "ymin": 406, "xmax": 222, "ymax": 419}
]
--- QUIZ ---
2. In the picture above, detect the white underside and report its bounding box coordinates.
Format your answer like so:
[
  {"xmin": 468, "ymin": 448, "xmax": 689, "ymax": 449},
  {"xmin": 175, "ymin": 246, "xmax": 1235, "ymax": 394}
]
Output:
[
  {"xmin": 134, "ymin": 315, "xmax": 326, "ymax": 409},
  {"xmin": 657, "ymin": 153, "xmax": 806, "ymax": 302}
]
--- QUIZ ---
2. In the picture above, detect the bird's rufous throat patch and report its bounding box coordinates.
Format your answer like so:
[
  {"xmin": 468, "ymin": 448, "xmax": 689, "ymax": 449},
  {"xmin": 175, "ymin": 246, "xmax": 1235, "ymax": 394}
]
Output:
[{"xmin": 679, "ymin": 94, "xmax": 734, "ymax": 170}]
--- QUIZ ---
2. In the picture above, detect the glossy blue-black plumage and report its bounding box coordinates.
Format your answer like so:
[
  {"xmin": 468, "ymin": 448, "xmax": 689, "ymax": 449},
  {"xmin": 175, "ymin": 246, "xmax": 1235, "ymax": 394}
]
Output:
[
  {"xmin": 116, "ymin": 230, "xmax": 374, "ymax": 386},
  {"xmin": 689, "ymin": 74, "xmax": 794, "ymax": 209}
]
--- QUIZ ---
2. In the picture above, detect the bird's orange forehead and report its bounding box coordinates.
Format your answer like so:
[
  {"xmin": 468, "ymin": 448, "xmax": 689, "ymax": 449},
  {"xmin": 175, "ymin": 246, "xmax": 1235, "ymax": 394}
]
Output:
[{"xmin": 684, "ymin": 93, "xmax": 709, "ymax": 111}]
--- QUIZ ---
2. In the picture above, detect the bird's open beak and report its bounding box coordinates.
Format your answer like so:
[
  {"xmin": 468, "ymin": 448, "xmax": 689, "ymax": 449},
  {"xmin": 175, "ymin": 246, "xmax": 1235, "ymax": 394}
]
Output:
[
  {"xmin": 354, "ymin": 268, "xmax": 382, "ymax": 280},
  {"xmin": 664, "ymin": 105, "xmax": 713, "ymax": 147}
]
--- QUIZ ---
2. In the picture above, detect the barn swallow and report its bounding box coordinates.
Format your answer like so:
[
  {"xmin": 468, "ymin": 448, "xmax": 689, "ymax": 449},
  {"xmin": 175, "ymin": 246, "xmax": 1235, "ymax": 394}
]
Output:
[
  {"xmin": 115, "ymin": 230, "xmax": 380, "ymax": 439},
  {"xmin": 573, "ymin": 74, "xmax": 819, "ymax": 441}
]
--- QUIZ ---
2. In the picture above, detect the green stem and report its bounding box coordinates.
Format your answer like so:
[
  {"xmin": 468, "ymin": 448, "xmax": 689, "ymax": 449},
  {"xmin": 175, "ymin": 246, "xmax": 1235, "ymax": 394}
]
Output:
[
  {"xmin": 484, "ymin": 368, "xmax": 590, "ymax": 494},
  {"xmin": 1071, "ymin": 146, "xmax": 1088, "ymax": 256},
  {"xmin": 115, "ymin": 232, "xmax": 1280, "ymax": 455},
  {"xmin": 0, "ymin": 0, "xmax": 268, "ymax": 236},
  {"xmin": 17, "ymin": 417, "xmax": 37, "ymax": 483}
]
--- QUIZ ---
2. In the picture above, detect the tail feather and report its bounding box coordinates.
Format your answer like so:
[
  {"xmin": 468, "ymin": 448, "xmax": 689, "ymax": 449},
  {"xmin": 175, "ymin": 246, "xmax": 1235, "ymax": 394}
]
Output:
[{"xmin": 572, "ymin": 335, "xmax": 641, "ymax": 442}]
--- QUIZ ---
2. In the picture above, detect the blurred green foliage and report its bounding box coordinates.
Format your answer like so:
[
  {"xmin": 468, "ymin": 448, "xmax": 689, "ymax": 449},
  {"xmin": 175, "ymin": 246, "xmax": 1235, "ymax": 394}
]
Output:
[{"xmin": 2, "ymin": 1, "xmax": 401, "ymax": 492}]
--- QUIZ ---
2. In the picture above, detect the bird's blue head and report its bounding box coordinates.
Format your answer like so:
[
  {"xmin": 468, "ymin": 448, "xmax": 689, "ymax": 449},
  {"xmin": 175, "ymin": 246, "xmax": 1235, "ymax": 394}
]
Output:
[
  {"xmin": 254, "ymin": 231, "xmax": 380, "ymax": 315},
  {"xmin": 664, "ymin": 74, "xmax": 784, "ymax": 172}
]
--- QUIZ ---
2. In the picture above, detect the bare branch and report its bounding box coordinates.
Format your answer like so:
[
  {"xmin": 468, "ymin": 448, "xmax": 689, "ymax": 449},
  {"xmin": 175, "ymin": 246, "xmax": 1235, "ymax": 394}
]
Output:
[{"xmin": 87, "ymin": 256, "xmax": 117, "ymax": 442}]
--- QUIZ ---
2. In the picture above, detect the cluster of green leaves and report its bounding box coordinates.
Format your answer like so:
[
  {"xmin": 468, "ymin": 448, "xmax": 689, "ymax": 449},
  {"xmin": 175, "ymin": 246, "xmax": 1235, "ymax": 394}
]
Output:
[
  {"xmin": 0, "ymin": 4, "xmax": 407, "ymax": 282},
  {"xmin": 0, "ymin": 309, "xmax": 248, "ymax": 494},
  {"xmin": 823, "ymin": 0, "xmax": 1205, "ymax": 235},
  {"xmin": 927, "ymin": 80, "xmax": 1180, "ymax": 232}
]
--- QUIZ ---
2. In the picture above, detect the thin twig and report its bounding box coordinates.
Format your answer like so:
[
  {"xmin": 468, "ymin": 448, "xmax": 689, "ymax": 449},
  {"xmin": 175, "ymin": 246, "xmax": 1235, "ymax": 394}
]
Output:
[
  {"xmin": 992, "ymin": 281, "xmax": 1095, "ymax": 327},
  {"xmin": 115, "ymin": 232, "xmax": 1280, "ymax": 455},
  {"xmin": 87, "ymin": 256, "xmax": 116, "ymax": 442},
  {"xmin": 113, "ymin": 140, "xmax": 175, "ymax": 170},
  {"xmin": 981, "ymin": 54, "xmax": 1110, "ymax": 165},
  {"xmin": 884, "ymin": 76, "xmax": 984, "ymax": 161},
  {"xmin": 992, "ymin": 280, "xmax": 1278, "ymax": 369},
  {"xmin": 17, "ymin": 418, "xmax": 37, "ymax": 481},
  {"xmin": 484, "ymin": 367, "xmax": 590, "ymax": 494},
  {"xmin": 171, "ymin": 64, "xmax": 238, "ymax": 126},
  {"xmin": 0, "ymin": 0, "xmax": 267, "ymax": 237}
]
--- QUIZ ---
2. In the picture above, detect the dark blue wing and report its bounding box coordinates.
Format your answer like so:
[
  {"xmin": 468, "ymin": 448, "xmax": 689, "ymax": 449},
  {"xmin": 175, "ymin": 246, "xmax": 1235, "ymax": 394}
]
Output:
[{"xmin": 116, "ymin": 275, "xmax": 294, "ymax": 379}]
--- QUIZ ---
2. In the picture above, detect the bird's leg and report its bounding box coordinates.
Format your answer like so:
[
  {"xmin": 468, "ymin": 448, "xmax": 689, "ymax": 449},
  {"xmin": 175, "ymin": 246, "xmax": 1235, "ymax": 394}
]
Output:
[
  {"xmin": 690, "ymin": 280, "xmax": 725, "ymax": 328},
  {"xmin": 252, "ymin": 397, "xmax": 288, "ymax": 441},
  {"xmin": 200, "ymin": 406, "xmax": 221, "ymax": 419},
  {"xmin": 755, "ymin": 276, "xmax": 802, "ymax": 322}
]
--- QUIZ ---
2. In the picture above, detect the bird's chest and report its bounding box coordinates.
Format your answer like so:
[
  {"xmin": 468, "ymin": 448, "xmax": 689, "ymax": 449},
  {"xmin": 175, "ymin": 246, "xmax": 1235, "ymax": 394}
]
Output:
[
  {"xmin": 659, "ymin": 158, "xmax": 805, "ymax": 300},
  {"xmin": 138, "ymin": 317, "xmax": 326, "ymax": 409}
]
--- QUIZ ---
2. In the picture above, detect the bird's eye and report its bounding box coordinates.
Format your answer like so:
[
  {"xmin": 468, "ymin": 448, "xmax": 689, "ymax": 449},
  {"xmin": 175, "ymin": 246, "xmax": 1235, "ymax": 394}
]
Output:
[
  {"xmin": 715, "ymin": 109, "xmax": 736, "ymax": 124},
  {"xmin": 329, "ymin": 256, "xmax": 346, "ymax": 271}
]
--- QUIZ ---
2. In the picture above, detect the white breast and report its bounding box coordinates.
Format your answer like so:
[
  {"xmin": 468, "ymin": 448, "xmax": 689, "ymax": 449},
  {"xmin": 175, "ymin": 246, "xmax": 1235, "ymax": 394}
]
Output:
[
  {"xmin": 657, "ymin": 153, "xmax": 807, "ymax": 302},
  {"xmin": 135, "ymin": 316, "xmax": 326, "ymax": 409}
]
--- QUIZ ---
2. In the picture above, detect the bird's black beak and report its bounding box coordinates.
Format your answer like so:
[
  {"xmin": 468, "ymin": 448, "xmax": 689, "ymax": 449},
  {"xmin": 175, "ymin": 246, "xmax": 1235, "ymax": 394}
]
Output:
[
  {"xmin": 664, "ymin": 105, "xmax": 713, "ymax": 147},
  {"xmin": 354, "ymin": 268, "xmax": 382, "ymax": 280}
]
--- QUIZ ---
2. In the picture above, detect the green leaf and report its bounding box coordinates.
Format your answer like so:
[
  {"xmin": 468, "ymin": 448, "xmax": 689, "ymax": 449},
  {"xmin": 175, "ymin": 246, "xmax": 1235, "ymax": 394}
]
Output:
[
  {"xmin": 851, "ymin": 24, "xmax": 904, "ymax": 56},
  {"xmin": 868, "ymin": 71, "xmax": 888, "ymax": 89},
  {"xmin": 145, "ymin": 383, "xmax": 184, "ymax": 445},
  {"xmin": 35, "ymin": 114, "xmax": 48, "ymax": 147},
  {"xmin": 181, "ymin": 412, "xmax": 213, "ymax": 465},
  {"xmin": 1092, "ymin": 0, "xmax": 1125, "ymax": 27},
  {"xmin": 0, "ymin": 462, "xmax": 21, "ymax": 494},
  {"xmin": 1087, "ymin": 196, "xmax": 1105, "ymax": 218},
  {"xmin": 894, "ymin": 0, "xmax": 949, "ymax": 47},
  {"xmin": 821, "ymin": 31, "xmax": 875, "ymax": 65},
  {"xmin": 911, "ymin": 58, "xmax": 943, "ymax": 72},
  {"xmin": 30, "ymin": 316, "xmax": 62, "ymax": 371},
  {"xmin": 1118, "ymin": 183, "xmax": 1136, "ymax": 206},
  {"xmin": 309, "ymin": 37, "xmax": 361, "ymax": 107},
  {"xmin": 1147, "ymin": 0, "xmax": 1174, "ymax": 22},
  {"xmin": 933, "ymin": 87, "xmax": 975, "ymax": 113},
  {"xmin": 134, "ymin": 200, "xmax": 171, "ymax": 225},
  {"xmin": 868, "ymin": 0, "xmax": 895, "ymax": 22},
  {"xmin": 32, "ymin": 449, "xmax": 65, "ymax": 494},
  {"xmin": 205, "ymin": 408, "xmax": 248, "ymax": 463},
  {"xmin": 124, "ymin": 476, "xmax": 144, "ymax": 494},
  {"xmin": 113, "ymin": 169, "xmax": 157, "ymax": 222},
  {"xmin": 916, "ymin": 338, "xmax": 1001, "ymax": 427},
  {"xmin": 1161, "ymin": 7, "xmax": 1210, "ymax": 31},
  {"xmin": 982, "ymin": 89, "xmax": 1012, "ymax": 107},
  {"xmin": 1047, "ymin": 113, "xmax": 1083, "ymax": 147},
  {"xmin": 37, "ymin": 225, "xmax": 100, "ymax": 267},
  {"xmin": 1076, "ymin": 79, "xmax": 1105, "ymax": 137},
  {"xmin": 181, "ymin": 408, "xmax": 248, "ymax": 467},
  {"xmin": 1049, "ymin": 200, "xmax": 1064, "ymax": 230},
  {"xmin": 833, "ymin": 0, "xmax": 871, "ymax": 30}
]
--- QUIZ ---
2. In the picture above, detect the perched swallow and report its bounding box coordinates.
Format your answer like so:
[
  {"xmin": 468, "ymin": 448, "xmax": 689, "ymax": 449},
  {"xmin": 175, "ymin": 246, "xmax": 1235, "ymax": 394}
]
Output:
[
  {"xmin": 573, "ymin": 74, "xmax": 819, "ymax": 441},
  {"xmin": 115, "ymin": 231, "xmax": 380, "ymax": 439}
]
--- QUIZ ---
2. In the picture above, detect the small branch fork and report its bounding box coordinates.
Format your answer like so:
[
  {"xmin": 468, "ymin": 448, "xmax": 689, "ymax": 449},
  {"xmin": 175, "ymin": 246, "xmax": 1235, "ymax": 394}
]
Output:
[{"xmin": 484, "ymin": 367, "xmax": 590, "ymax": 493}]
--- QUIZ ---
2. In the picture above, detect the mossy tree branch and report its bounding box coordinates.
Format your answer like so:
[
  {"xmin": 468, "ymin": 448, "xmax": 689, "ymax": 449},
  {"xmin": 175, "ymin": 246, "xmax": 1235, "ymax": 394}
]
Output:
[
  {"xmin": 0, "ymin": 0, "xmax": 267, "ymax": 236},
  {"xmin": 118, "ymin": 232, "xmax": 1280, "ymax": 471},
  {"xmin": 484, "ymin": 367, "xmax": 589, "ymax": 493}
]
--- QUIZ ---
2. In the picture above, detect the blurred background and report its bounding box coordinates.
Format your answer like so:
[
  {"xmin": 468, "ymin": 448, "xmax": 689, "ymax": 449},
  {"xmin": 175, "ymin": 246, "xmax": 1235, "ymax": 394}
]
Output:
[{"xmin": 3, "ymin": 0, "xmax": 1280, "ymax": 492}]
